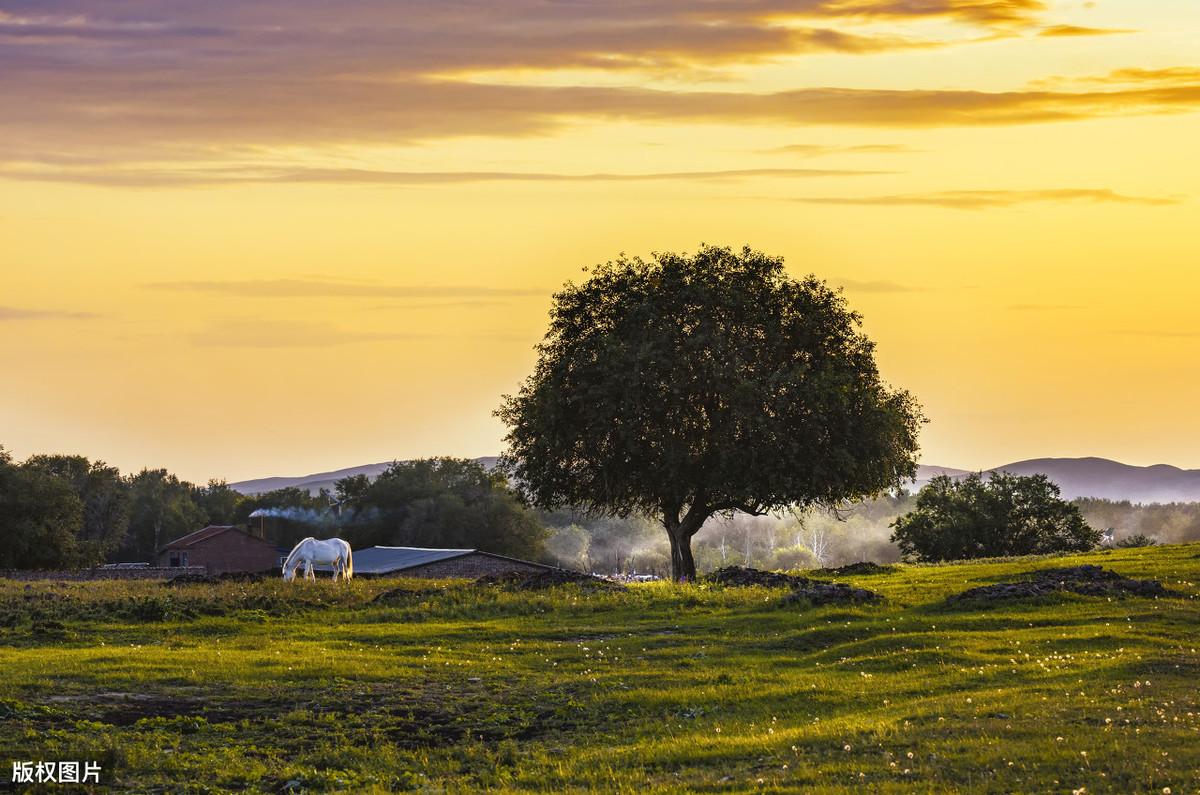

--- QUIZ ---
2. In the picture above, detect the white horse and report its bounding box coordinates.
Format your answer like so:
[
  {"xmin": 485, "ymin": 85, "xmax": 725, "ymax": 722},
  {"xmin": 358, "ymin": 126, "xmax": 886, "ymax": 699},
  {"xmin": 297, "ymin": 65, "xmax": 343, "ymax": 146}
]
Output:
[{"xmin": 282, "ymin": 537, "xmax": 354, "ymax": 582}]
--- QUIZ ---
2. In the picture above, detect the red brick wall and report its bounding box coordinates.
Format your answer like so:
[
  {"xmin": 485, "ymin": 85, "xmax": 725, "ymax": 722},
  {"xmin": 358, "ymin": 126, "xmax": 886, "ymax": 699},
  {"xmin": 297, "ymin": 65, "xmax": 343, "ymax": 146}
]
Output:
[
  {"xmin": 394, "ymin": 553, "xmax": 552, "ymax": 579},
  {"xmin": 157, "ymin": 531, "xmax": 280, "ymax": 575}
]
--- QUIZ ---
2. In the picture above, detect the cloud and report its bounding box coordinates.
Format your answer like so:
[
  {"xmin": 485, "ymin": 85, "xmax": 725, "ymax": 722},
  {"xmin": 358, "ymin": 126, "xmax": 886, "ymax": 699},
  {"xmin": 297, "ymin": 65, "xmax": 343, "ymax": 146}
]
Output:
[
  {"xmin": 1112, "ymin": 328, "xmax": 1200, "ymax": 339},
  {"xmin": 0, "ymin": 305, "xmax": 99, "ymax": 320},
  {"xmin": 832, "ymin": 278, "xmax": 922, "ymax": 293},
  {"xmin": 0, "ymin": 165, "xmax": 887, "ymax": 188},
  {"xmin": 1007, "ymin": 303, "xmax": 1083, "ymax": 310},
  {"xmin": 146, "ymin": 279, "xmax": 547, "ymax": 299},
  {"xmin": 189, "ymin": 319, "xmax": 431, "ymax": 348},
  {"xmin": 1038, "ymin": 24, "xmax": 1133, "ymax": 37},
  {"xmin": 760, "ymin": 143, "xmax": 918, "ymax": 156},
  {"xmin": 789, "ymin": 188, "xmax": 1181, "ymax": 209}
]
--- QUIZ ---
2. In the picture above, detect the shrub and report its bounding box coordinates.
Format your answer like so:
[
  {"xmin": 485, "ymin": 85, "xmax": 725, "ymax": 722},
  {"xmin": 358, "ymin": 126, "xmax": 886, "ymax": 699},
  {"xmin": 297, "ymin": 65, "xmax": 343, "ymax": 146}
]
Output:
[{"xmin": 891, "ymin": 472, "xmax": 1101, "ymax": 562}]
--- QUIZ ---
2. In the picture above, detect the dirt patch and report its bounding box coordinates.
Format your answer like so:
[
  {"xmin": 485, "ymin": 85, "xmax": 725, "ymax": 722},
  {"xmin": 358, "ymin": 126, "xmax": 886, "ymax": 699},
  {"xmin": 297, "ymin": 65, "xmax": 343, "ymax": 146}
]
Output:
[
  {"xmin": 705, "ymin": 566, "xmax": 809, "ymax": 588},
  {"xmin": 475, "ymin": 570, "xmax": 625, "ymax": 592},
  {"xmin": 812, "ymin": 562, "xmax": 896, "ymax": 577},
  {"xmin": 706, "ymin": 566, "xmax": 881, "ymax": 606},
  {"xmin": 780, "ymin": 582, "xmax": 881, "ymax": 606},
  {"xmin": 949, "ymin": 565, "xmax": 1181, "ymax": 604},
  {"xmin": 371, "ymin": 586, "xmax": 452, "ymax": 604}
]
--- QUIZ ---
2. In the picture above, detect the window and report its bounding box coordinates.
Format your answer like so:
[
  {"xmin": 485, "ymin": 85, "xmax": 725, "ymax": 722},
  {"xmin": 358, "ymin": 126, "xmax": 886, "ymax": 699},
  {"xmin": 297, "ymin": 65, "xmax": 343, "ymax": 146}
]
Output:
[{"xmin": 169, "ymin": 552, "xmax": 180, "ymax": 567}]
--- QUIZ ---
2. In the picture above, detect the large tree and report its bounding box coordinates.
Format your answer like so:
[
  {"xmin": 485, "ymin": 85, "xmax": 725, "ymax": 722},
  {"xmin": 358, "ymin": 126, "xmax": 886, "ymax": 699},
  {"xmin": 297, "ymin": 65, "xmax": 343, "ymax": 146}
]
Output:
[
  {"xmin": 891, "ymin": 471, "xmax": 1101, "ymax": 561},
  {"xmin": 23, "ymin": 454, "xmax": 131, "ymax": 562},
  {"xmin": 497, "ymin": 245, "xmax": 923, "ymax": 580},
  {"xmin": 0, "ymin": 448, "xmax": 86, "ymax": 569}
]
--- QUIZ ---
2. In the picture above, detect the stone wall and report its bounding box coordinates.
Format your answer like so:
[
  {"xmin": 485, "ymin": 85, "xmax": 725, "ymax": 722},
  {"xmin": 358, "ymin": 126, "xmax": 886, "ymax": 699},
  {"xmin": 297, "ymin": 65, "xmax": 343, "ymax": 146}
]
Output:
[
  {"xmin": 398, "ymin": 552, "xmax": 553, "ymax": 579},
  {"xmin": 0, "ymin": 567, "xmax": 207, "ymax": 582}
]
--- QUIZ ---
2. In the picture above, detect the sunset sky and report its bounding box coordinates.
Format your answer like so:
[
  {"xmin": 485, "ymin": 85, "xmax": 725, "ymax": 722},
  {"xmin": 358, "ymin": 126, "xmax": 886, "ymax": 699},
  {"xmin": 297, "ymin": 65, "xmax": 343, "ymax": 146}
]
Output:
[{"xmin": 2, "ymin": 0, "xmax": 1199, "ymax": 483}]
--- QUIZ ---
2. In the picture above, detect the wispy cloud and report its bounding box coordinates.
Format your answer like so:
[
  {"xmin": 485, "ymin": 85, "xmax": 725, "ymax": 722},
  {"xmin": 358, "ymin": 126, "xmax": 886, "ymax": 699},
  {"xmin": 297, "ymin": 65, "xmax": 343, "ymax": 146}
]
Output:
[
  {"xmin": 147, "ymin": 279, "xmax": 546, "ymax": 299},
  {"xmin": 759, "ymin": 143, "xmax": 918, "ymax": 156},
  {"xmin": 789, "ymin": 188, "xmax": 1181, "ymax": 209},
  {"xmin": 832, "ymin": 277, "xmax": 922, "ymax": 293},
  {"xmin": 189, "ymin": 319, "xmax": 431, "ymax": 348},
  {"xmin": 0, "ymin": 305, "xmax": 100, "ymax": 320},
  {"xmin": 1038, "ymin": 24, "xmax": 1133, "ymax": 37},
  {"xmin": 1, "ymin": 165, "xmax": 886, "ymax": 189},
  {"xmin": 1113, "ymin": 328, "xmax": 1200, "ymax": 339}
]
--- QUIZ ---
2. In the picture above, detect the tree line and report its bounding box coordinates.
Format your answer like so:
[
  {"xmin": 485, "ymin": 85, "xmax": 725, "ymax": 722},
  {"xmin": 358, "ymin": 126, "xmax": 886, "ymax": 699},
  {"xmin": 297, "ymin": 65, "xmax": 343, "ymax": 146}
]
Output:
[{"xmin": 0, "ymin": 446, "xmax": 545, "ymax": 569}]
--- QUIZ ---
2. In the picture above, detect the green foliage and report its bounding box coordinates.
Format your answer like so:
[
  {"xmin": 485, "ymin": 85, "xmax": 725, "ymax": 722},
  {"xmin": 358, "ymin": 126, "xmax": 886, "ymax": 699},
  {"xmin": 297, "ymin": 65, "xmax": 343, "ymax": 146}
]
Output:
[
  {"xmin": 338, "ymin": 457, "xmax": 547, "ymax": 560},
  {"xmin": 120, "ymin": 469, "xmax": 209, "ymax": 561},
  {"xmin": 23, "ymin": 454, "xmax": 131, "ymax": 564},
  {"xmin": 0, "ymin": 450, "xmax": 86, "ymax": 568},
  {"xmin": 192, "ymin": 480, "xmax": 242, "ymax": 526},
  {"xmin": 498, "ymin": 244, "xmax": 923, "ymax": 580},
  {"xmin": 891, "ymin": 472, "xmax": 1101, "ymax": 561}
]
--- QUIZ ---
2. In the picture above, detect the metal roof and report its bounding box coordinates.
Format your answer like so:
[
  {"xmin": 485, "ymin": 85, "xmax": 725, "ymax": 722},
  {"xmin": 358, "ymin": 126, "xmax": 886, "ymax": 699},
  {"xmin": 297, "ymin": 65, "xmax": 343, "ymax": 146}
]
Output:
[{"xmin": 337, "ymin": 546, "xmax": 475, "ymax": 574}]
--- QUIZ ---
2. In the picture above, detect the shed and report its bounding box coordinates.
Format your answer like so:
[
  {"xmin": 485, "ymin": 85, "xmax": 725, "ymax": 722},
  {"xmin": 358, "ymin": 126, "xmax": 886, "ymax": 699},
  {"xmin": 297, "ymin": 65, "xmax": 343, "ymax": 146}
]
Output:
[
  {"xmin": 157, "ymin": 525, "xmax": 281, "ymax": 575},
  {"xmin": 326, "ymin": 546, "xmax": 555, "ymax": 579}
]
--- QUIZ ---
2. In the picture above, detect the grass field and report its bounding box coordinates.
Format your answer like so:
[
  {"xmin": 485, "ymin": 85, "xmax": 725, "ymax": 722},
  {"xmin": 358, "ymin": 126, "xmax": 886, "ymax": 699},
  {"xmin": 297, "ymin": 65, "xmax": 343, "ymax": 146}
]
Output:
[{"xmin": 1, "ymin": 544, "xmax": 1198, "ymax": 793}]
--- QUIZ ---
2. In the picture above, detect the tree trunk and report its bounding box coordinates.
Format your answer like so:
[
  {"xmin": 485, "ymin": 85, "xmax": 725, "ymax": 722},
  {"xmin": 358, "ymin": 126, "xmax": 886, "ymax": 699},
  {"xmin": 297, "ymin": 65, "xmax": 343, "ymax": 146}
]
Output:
[{"xmin": 663, "ymin": 510, "xmax": 703, "ymax": 582}]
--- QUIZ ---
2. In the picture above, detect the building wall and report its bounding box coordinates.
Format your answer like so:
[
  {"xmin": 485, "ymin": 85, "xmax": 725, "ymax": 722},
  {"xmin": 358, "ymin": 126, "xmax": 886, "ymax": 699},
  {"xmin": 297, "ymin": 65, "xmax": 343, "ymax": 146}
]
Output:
[
  {"xmin": 394, "ymin": 553, "xmax": 552, "ymax": 579},
  {"xmin": 157, "ymin": 532, "xmax": 280, "ymax": 575}
]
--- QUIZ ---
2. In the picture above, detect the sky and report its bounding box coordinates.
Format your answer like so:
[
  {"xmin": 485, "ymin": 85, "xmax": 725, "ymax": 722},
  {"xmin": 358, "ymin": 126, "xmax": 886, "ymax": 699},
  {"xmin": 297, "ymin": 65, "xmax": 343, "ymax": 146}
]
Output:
[{"xmin": 2, "ymin": 0, "xmax": 1199, "ymax": 483}]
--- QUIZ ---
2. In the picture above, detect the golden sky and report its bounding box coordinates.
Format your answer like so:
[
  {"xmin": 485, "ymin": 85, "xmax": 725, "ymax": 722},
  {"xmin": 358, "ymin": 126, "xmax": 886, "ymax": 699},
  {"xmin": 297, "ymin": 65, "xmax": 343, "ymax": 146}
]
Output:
[{"xmin": 2, "ymin": 0, "xmax": 1199, "ymax": 483}]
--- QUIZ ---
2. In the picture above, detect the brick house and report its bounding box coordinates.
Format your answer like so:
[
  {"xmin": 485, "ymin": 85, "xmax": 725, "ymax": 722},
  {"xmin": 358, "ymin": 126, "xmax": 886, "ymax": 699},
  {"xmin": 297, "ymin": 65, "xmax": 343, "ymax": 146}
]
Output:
[
  {"xmin": 334, "ymin": 546, "xmax": 555, "ymax": 578},
  {"xmin": 157, "ymin": 526, "xmax": 282, "ymax": 575}
]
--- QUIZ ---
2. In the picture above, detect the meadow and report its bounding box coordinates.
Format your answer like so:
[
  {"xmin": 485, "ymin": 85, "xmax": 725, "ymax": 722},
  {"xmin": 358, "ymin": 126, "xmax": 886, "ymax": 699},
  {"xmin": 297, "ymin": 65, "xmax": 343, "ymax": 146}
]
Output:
[{"xmin": 1, "ymin": 544, "xmax": 1198, "ymax": 793}]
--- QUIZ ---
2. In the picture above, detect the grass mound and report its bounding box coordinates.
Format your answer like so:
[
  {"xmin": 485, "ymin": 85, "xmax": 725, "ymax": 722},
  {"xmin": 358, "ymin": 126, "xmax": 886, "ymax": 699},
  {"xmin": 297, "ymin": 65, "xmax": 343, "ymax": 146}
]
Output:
[
  {"xmin": 949, "ymin": 564, "xmax": 1181, "ymax": 604},
  {"xmin": 474, "ymin": 569, "xmax": 625, "ymax": 592},
  {"xmin": 166, "ymin": 571, "xmax": 269, "ymax": 586}
]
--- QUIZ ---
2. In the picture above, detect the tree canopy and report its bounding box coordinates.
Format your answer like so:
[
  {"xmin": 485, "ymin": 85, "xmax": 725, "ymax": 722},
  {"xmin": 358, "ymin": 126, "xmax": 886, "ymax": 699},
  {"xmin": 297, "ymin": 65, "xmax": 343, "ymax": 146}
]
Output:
[
  {"xmin": 335, "ymin": 457, "xmax": 547, "ymax": 560},
  {"xmin": 497, "ymin": 244, "xmax": 923, "ymax": 580},
  {"xmin": 890, "ymin": 471, "xmax": 1101, "ymax": 561}
]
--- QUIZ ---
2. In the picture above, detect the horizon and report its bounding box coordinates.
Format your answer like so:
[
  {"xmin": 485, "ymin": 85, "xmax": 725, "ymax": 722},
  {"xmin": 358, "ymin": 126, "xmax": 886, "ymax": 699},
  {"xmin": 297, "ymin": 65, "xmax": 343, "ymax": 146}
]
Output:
[{"xmin": 3, "ymin": 0, "xmax": 1199, "ymax": 482}]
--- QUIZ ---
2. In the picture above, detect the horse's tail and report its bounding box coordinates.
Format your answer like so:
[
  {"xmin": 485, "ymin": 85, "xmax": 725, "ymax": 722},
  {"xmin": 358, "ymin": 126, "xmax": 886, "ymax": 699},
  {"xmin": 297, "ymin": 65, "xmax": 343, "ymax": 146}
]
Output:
[
  {"xmin": 344, "ymin": 541, "xmax": 353, "ymax": 580},
  {"xmin": 282, "ymin": 537, "xmax": 314, "ymax": 577}
]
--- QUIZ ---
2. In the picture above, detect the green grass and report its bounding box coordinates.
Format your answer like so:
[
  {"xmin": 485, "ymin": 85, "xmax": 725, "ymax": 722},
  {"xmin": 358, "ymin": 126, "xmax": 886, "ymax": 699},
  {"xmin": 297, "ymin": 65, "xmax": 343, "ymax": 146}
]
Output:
[{"xmin": 1, "ymin": 545, "xmax": 1198, "ymax": 793}]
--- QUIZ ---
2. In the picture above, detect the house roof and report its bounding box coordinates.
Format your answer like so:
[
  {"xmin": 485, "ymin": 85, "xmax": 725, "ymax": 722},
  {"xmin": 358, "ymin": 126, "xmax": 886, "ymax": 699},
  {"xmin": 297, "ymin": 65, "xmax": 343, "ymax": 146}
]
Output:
[
  {"xmin": 159, "ymin": 525, "xmax": 274, "ymax": 552},
  {"xmin": 313, "ymin": 545, "xmax": 554, "ymax": 575}
]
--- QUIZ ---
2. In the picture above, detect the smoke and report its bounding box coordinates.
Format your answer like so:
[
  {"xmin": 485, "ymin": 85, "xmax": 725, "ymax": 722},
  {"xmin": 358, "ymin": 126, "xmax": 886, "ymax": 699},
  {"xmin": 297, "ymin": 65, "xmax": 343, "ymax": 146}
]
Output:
[{"xmin": 248, "ymin": 506, "xmax": 335, "ymax": 525}]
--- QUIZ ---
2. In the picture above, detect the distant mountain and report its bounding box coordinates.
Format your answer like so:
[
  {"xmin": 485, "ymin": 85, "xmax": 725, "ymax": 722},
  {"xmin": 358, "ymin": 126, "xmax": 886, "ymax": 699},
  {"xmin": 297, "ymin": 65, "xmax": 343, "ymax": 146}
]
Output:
[
  {"xmin": 912, "ymin": 457, "xmax": 1200, "ymax": 504},
  {"xmin": 232, "ymin": 456, "xmax": 1200, "ymax": 504},
  {"xmin": 230, "ymin": 457, "xmax": 499, "ymax": 495}
]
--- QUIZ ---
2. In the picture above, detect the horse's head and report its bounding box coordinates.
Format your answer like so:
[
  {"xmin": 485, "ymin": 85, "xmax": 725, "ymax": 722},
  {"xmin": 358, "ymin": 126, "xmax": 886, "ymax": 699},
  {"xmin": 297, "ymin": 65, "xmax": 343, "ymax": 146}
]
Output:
[{"xmin": 282, "ymin": 565, "xmax": 296, "ymax": 582}]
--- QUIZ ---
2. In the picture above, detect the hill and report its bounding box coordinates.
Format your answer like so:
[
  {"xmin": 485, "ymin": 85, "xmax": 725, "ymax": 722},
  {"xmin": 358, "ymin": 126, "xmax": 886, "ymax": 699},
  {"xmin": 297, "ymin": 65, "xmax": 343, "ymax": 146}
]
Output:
[
  {"xmin": 911, "ymin": 457, "xmax": 1200, "ymax": 503},
  {"xmin": 230, "ymin": 456, "xmax": 500, "ymax": 495},
  {"xmin": 2, "ymin": 543, "xmax": 1197, "ymax": 792},
  {"xmin": 235, "ymin": 456, "xmax": 1200, "ymax": 504}
]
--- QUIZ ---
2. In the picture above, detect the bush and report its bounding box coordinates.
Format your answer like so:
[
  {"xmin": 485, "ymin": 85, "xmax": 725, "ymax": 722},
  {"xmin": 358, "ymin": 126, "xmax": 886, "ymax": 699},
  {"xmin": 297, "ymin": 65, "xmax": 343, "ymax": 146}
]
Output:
[
  {"xmin": 891, "ymin": 472, "xmax": 1101, "ymax": 562},
  {"xmin": 1115, "ymin": 533, "xmax": 1158, "ymax": 548}
]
